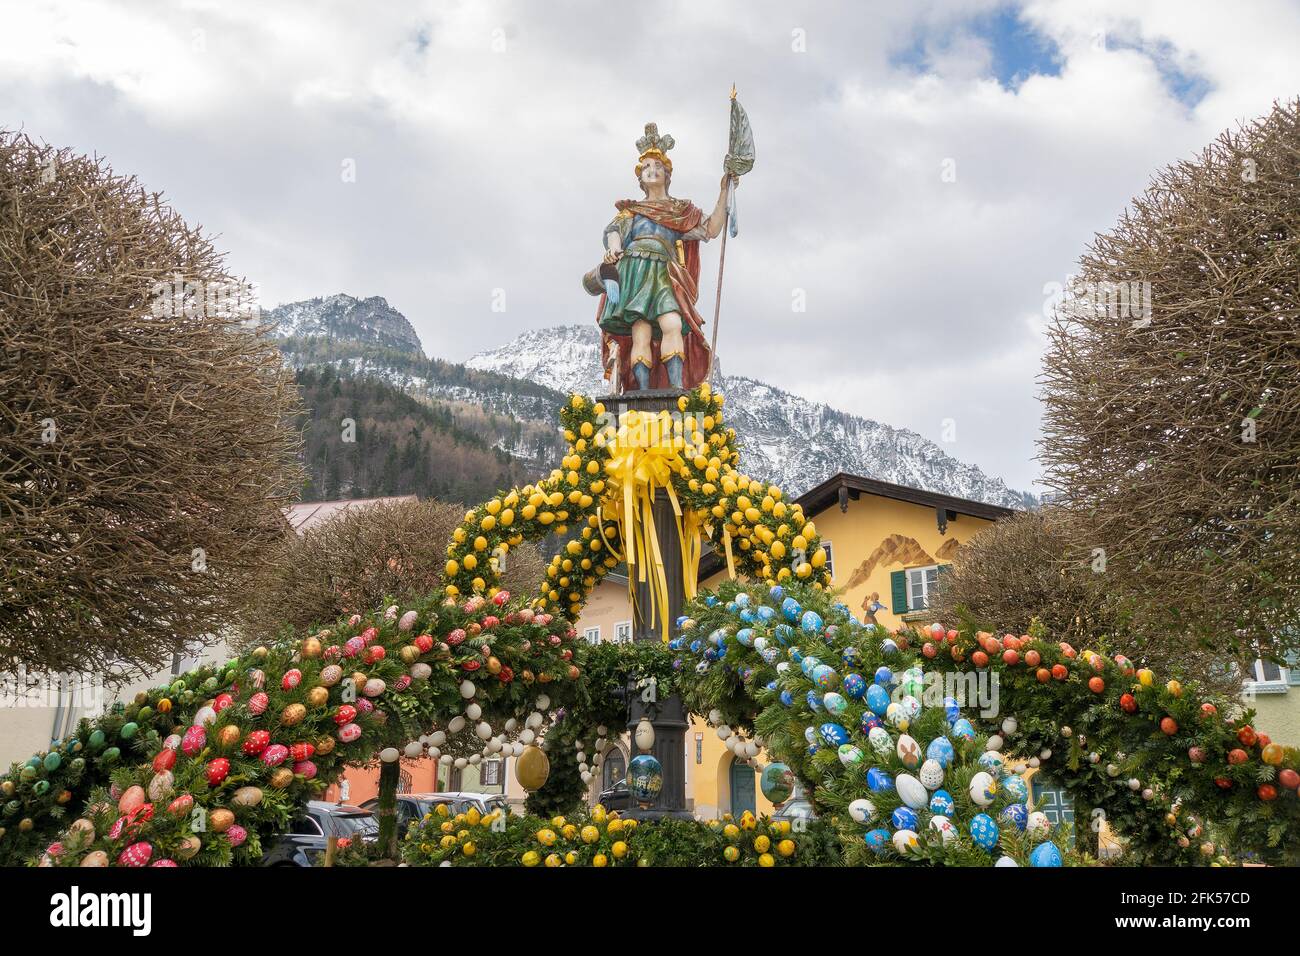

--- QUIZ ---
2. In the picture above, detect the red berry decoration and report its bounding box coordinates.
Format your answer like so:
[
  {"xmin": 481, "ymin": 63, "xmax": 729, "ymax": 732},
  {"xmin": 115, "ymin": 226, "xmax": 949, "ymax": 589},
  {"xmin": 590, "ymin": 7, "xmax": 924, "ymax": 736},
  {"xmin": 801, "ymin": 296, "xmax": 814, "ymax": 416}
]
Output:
[
  {"xmin": 334, "ymin": 704, "xmax": 357, "ymax": 725},
  {"xmin": 1051, "ymin": 664, "xmax": 1068, "ymax": 680},
  {"xmin": 205, "ymin": 757, "xmax": 230, "ymax": 786},
  {"xmin": 1120, "ymin": 693, "xmax": 1137, "ymax": 713},
  {"xmin": 1160, "ymin": 717, "xmax": 1178, "ymax": 735},
  {"xmin": 242, "ymin": 730, "xmax": 271, "ymax": 755},
  {"xmin": 1258, "ymin": 784, "xmax": 1278, "ymax": 802},
  {"xmin": 1088, "ymin": 676, "xmax": 1105, "ymax": 693},
  {"xmin": 281, "ymin": 668, "xmax": 303, "ymax": 691}
]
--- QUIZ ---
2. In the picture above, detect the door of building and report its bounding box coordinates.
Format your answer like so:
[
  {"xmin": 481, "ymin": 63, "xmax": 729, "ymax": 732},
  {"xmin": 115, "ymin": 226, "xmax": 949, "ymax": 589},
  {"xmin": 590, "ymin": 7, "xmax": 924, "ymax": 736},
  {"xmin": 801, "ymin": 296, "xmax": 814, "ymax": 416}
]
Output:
[{"xmin": 729, "ymin": 759, "xmax": 756, "ymax": 816}]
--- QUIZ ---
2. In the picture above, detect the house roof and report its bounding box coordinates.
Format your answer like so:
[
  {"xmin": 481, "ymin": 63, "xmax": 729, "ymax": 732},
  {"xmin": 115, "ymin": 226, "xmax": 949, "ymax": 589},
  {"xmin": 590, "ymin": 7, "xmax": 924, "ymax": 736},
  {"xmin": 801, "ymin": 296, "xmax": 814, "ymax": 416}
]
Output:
[
  {"xmin": 697, "ymin": 472, "xmax": 1016, "ymax": 579},
  {"xmin": 283, "ymin": 495, "xmax": 418, "ymax": 535}
]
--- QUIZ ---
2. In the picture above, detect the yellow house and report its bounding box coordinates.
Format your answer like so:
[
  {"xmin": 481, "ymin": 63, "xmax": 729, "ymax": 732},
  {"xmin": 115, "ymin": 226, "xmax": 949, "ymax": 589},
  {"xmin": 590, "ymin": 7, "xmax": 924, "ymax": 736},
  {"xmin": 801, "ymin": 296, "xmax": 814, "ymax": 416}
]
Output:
[{"xmin": 573, "ymin": 471, "xmax": 1015, "ymax": 818}]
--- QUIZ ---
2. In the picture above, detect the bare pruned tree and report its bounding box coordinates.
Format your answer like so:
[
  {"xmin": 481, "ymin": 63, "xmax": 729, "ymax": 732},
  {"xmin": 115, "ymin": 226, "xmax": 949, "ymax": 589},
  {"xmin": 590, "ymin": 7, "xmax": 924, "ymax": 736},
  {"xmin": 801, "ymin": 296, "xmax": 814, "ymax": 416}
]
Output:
[
  {"xmin": 0, "ymin": 132, "xmax": 303, "ymax": 680},
  {"xmin": 1039, "ymin": 100, "xmax": 1300, "ymax": 664}
]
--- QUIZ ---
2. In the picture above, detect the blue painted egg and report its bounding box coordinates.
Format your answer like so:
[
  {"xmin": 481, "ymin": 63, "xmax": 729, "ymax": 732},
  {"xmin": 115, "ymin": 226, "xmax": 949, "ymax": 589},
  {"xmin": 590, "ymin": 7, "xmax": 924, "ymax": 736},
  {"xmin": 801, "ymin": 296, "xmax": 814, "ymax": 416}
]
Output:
[
  {"xmin": 768, "ymin": 584, "xmax": 784, "ymax": 602},
  {"xmin": 734, "ymin": 592, "xmax": 751, "ymax": 607},
  {"xmin": 689, "ymin": 640, "xmax": 702, "ymax": 653},
  {"xmin": 943, "ymin": 697, "xmax": 960, "ymax": 723},
  {"xmin": 818, "ymin": 722, "xmax": 850, "ymax": 747},
  {"xmin": 861, "ymin": 712, "xmax": 883, "ymax": 734},
  {"xmin": 926, "ymin": 736, "xmax": 955, "ymax": 768},
  {"xmin": 627, "ymin": 754, "xmax": 663, "ymax": 805},
  {"xmin": 725, "ymin": 601, "xmax": 738, "ymax": 614},
  {"xmin": 736, "ymin": 628, "xmax": 754, "ymax": 646},
  {"xmin": 805, "ymin": 690, "xmax": 823, "ymax": 712},
  {"xmin": 1029, "ymin": 840, "xmax": 1063, "ymax": 867},
  {"xmin": 774, "ymin": 624, "xmax": 794, "ymax": 645},
  {"xmin": 766, "ymin": 680, "xmax": 779, "ymax": 692},
  {"xmin": 800, "ymin": 655, "xmax": 821, "ymax": 677},
  {"xmin": 891, "ymin": 806, "xmax": 919, "ymax": 831},
  {"xmin": 800, "ymin": 610, "xmax": 824, "ymax": 633},
  {"xmin": 806, "ymin": 742, "xmax": 820, "ymax": 757},
  {"xmin": 709, "ymin": 628, "xmax": 727, "ymax": 646},
  {"xmin": 881, "ymin": 639, "xmax": 899, "ymax": 655},
  {"xmin": 757, "ymin": 605, "xmax": 776, "ymax": 622},
  {"xmin": 812, "ymin": 664, "xmax": 838, "ymax": 689},
  {"xmin": 705, "ymin": 595, "xmax": 718, "ymax": 607},
  {"xmin": 864, "ymin": 829, "xmax": 889, "ymax": 852},
  {"xmin": 779, "ymin": 691, "xmax": 794, "ymax": 707},
  {"xmin": 789, "ymin": 648, "xmax": 803, "ymax": 664},
  {"xmin": 866, "ymin": 684, "xmax": 891, "ymax": 716},
  {"xmin": 866, "ymin": 767, "xmax": 894, "ymax": 792},
  {"xmin": 842, "ymin": 673, "xmax": 867, "ymax": 699},
  {"xmin": 951, "ymin": 718, "xmax": 976, "ymax": 741},
  {"xmin": 782, "ymin": 597, "xmax": 803, "ymax": 621},
  {"xmin": 1001, "ymin": 775, "xmax": 1028, "ymax": 802},
  {"xmin": 978, "ymin": 751, "xmax": 1005, "ymax": 773},
  {"xmin": 1001, "ymin": 803, "xmax": 1028, "ymax": 831},
  {"xmin": 929, "ymin": 789, "xmax": 955, "ymax": 815},
  {"xmin": 969, "ymin": 812, "xmax": 1000, "ymax": 851},
  {"xmin": 761, "ymin": 647, "xmax": 780, "ymax": 664},
  {"xmin": 822, "ymin": 692, "xmax": 848, "ymax": 716},
  {"xmin": 874, "ymin": 666, "xmax": 893, "ymax": 686},
  {"xmin": 675, "ymin": 615, "xmax": 690, "ymax": 629},
  {"xmin": 841, "ymin": 646, "xmax": 861, "ymax": 664},
  {"xmin": 739, "ymin": 609, "xmax": 757, "ymax": 624}
]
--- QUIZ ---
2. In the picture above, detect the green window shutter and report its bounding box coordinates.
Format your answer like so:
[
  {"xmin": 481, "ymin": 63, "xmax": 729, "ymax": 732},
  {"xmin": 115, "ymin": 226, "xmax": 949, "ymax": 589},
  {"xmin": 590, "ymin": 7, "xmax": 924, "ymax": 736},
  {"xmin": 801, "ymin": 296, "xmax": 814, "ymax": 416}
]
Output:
[
  {"xmin": 1285, "ymin": 650, "xmax": 1300, "ymax": 685},
  {"xmin": 890, "ymin": 570, "xmax": 908, "ymax": 615}
]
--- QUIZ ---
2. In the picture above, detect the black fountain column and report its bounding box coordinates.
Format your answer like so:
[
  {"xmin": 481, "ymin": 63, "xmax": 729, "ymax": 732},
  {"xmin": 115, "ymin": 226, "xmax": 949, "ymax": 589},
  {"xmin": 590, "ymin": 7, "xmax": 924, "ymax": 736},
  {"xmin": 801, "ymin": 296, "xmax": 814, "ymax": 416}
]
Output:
[{"xmin": 600, "ymin": 388, "xmax": 694, "ymax": 820}]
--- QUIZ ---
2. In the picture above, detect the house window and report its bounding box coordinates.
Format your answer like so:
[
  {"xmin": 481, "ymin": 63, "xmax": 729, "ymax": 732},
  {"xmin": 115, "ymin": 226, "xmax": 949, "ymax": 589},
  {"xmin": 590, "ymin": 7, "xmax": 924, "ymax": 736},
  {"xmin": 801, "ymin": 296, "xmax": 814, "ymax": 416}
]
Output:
[
  {"xmin": 907, "ymin": 565, "xmax": 940, "ymax": 611},
  {"xmin": 821, "ymin": 541, "xmax": 834, "ymax": 580},
  {"xmin": 1244, "ymin": 659, "xmax": 1290, "ymax": 695},
  {"xmin": 584, "ymin": 626, "xmax": 601, "ymax": 645},
  {"xmin": 614, "ymin": 621, "xmax": 633, "ymax": 644},
  {"xmin": 481, "ymin": 759, "xmax": 502, "ymax": 787}
]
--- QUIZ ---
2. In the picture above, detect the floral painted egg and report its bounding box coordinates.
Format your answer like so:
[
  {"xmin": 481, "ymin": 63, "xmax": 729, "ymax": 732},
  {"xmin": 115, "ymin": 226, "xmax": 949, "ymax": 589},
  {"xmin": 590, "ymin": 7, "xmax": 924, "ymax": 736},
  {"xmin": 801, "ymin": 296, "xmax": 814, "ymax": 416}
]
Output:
[
  {"xmin": 929, "ymin": 789, "xmax": 955, "ymax": 816},
  {"xmin": 838, "ymin": 744, "xmax": 864, "ymax": 769},
  {"xmin": 842, "ymin": 673, "xmax": 867, "ymax": 699},
  {"xmin": 319, "ymin": 665, "xmax": 343, "ymax": 687},
  {"xmin": 809, "ymin": 664, "xmax": 835, "ymax": 688},
  {"xmin": 885, "ymin": 702, "xmax": 910, "ymax": 732},
  {"xmin": 841, "ymin": 646, "xmax": 860, "ymax": 664},
  {"xmin": 117, "ymin": 842, "xmax": 153, "ymax": 867},
  {"xmin": 866, "ymin": 767, "xmax": 894, "ymax": 792},
  {"xmin": 363, "ymin": 678, "xmax": 386, "ymax": 698},
  {"xmin": 896, "ymin": 734, "xmax": 921, "ymax": 768},
  {"xmin": 925, "ymin": 736, "xmax": 955, "ymax": 768},
  {"xmin": 337, "ymin": 722, "xmax": 362, "ymax": 744},
  {"xmin": 865, "ymin": 684, "xmax": 891, "ymax": 716},
  {"xmin": 978, "ymin": 750, "xmax": 1005, "ymax": 773},
  {"xmin": 781, "ymin": 597, "xmax": 802, "ymax": 621},
  {"xmin": 805, "ymin": 690, "xmax": 823, "ymax": 712},
  {"xmin": 818, "ymin": 722, "xmax": 850, "ymax": 747},
  {"xmin": 761, "ymin": 647, "xmax": 780, "ymax": 664},
  {"xmin": 1001, "ymin": 803, "xmax": 1028, "ymax": 831},
  {"xmin": 281, "ymin": 668, "xmax": 303, "ymax": 691},
  {"xmin": 891, "ymin": 806, "xmax": 919, "ymax": 831},
  {"xmin": 919, "ymin": 758, "xmax": 945, "ymax": 790},
  {"xmin": 1029, "ymin": 840, "xmax": 1063, "ymax": 867},
  {"xmin": 1001, "ymin": 774, "xmax": 1028, "ymax": 802},
  {"xmin": 943, "ymin": 696, "xmax": 961, "ymax": 723},
  {"xmin": 969, "ymin": 771, "xmax": 997, "ymax": 806},
  {"xmin": 800, "ymin": 610, "xmax": 824, "ymax": 634},
  {"xmin": 891, "ymin": 829, "xmax": 920, "ymax": 855},
  {"xmin": 1026, "ymin": 811, "xmax": 1052, "ymax": 840},
  {"xmin": 929, "ymin": 815, "xmax": 957, "ymax": 843},
  {"xmin": 261, "ymin": 744, "xmax": 289, "ymax": 767},
  {"xmin": 951, "ymin": 718, "xmax": 976, "ymax": 741},
  {"xmin": 969, "ymin": 812, "xmax": 1000, "ymax": 850},
  {"xmin": 864, "ymin": 828, "xmax": 889, "ymax": 852},
  {"xmin": 896, "ymin": 773, "xmax": 929, "ymax": 810},
  {"xmin": 248, "ymin": 692, "xmax": 269, "ymax": 716},
  {"xmin": 899, "ymin": 695, "xmax": 921, "ymax": 720},
  {"xmin": 860, "ymin": 712, "xmax": 883, "ymax": 734},
  {"xmin": 848, "ymin": 798, "xmax": 876, "ymax": 823},
  {"xmin": 823, "ymin": 692, "xmax": 848, "ymax": 716},
  {"xmin": 868, "ymin": 726, "xmax": 892, "ymax": 755},
  {"xmin": 901, "ymin": 666, "xmax": 925, "ymax": 698},
  {"xmin": 180, "ymin": 726, "xmax": 205, "ymax": 757}
]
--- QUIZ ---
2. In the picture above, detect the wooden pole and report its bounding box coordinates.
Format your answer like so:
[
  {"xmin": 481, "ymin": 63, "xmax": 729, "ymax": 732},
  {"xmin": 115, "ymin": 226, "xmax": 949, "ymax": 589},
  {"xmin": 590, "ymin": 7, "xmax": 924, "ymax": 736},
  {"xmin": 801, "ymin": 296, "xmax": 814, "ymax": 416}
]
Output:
[{"xmin": 705, "ymin": 205, "xmax": 729, "ymax": 386}]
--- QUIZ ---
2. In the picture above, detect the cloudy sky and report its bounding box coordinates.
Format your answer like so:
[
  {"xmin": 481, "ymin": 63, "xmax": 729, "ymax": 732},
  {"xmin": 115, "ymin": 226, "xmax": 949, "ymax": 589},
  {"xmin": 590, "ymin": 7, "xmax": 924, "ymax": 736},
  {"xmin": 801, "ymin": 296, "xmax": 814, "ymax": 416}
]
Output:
[{"xmin": 4, "ymin": 1, "xmax": 1298, "ymax": 493}]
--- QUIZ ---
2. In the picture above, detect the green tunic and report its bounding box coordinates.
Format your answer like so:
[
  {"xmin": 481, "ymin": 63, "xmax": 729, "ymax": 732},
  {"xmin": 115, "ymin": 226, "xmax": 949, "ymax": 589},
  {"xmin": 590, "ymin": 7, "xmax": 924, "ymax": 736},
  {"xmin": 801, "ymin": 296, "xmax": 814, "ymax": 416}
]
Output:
[{"xmin": 599, "ymin": 213, "xmax": 691, "ymax": 338}]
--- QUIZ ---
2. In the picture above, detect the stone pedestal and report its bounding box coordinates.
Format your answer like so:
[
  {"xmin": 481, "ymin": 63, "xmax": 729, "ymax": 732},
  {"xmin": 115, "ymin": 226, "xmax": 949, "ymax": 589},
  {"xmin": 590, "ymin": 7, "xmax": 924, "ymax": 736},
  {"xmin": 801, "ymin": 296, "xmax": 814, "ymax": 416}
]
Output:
[{"xmin": 599, "ymin": 389, "xmax": 694, "ymax": 820}]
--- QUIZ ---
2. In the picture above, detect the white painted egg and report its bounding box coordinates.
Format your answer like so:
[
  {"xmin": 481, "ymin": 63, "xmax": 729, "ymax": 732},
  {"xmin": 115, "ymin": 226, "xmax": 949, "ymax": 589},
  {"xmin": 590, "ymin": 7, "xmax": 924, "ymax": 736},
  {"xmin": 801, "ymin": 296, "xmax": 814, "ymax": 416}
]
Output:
[
  {"xmin": 969, "ymin": 771, "xmax": 997, "ymax": 806},
  {"xmin": 929, "ymin": 815, "xmax": 956, "ymax": 843},
  {"xmin": 918, "ymin": 758, "xmax": 945, "ymax": 790},
  {"xmin": 848, "ymin": 798, "xmax": 876, "ymax": 824},
  {"xmin": 892, "ymin": 829, "xmax": 920, "ymax": 855},
  {"xmin": 868, "ymin": 726, "xmax": 892, "ymax": 755},
  {"xmin": 1026, "ymin": 811, "xmax": 1052, "ymax": 840},
  {"xmin": 986, "ymin": 734, "xmax": 1005, "ymax": 751},
  {"xmin": 899, "ymin": 695, "xmax": 921, "ymax": 720},
  {"xmin": 896, "ymin": 773, "xmax": 929, "ymax": 810},
  {"xmin": 995, "ymin": 855, "xmax": 1020, "ymax": 867}
]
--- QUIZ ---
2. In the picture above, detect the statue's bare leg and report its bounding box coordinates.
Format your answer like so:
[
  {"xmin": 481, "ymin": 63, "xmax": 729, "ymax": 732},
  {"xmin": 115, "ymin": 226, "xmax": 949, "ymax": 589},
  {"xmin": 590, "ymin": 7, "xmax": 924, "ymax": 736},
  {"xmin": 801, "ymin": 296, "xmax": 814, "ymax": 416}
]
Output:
[
  {"xmin": 630, "ymin": 318, "xmax": 653, "ymax": 390},
  {"xmin": 658, "ymin": 312, "xmax": 684, "ymax": 388}
]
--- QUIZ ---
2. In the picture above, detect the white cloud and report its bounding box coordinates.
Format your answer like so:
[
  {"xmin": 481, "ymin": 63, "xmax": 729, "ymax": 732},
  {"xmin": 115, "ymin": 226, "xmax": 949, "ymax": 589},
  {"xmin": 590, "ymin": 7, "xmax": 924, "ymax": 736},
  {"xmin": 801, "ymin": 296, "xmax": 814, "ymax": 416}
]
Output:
[{"xmin": 3, "ymin": 0, "xmax": 1298, "ymax": 493}]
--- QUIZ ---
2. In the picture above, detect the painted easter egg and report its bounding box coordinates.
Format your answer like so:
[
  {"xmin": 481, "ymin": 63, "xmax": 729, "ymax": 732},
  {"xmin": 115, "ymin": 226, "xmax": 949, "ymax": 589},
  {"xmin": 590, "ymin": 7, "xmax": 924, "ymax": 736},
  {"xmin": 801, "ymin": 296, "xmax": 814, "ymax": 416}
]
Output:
[
  {"xmin": 1001, "ymin": 803, "xmax": 1028, "ymax": 831},
  {"xmin": 891, "ymin": 829, "xmax": 920, "ymax": 855},
  {"xmin": 866, "ymin": 767, "xmax": 894, "ymax": 792},
  {"xmin": 929, "ymin": 789, "xmax": 955, "ymax": 816},
  {"xmin": 951, "ymin": 718, "xmax": 976, "ymax": 741},
  {"xmin": 868, "ymin": 726, "xmax": 892, "ymax": 755},
  {"xmin": 865, "ymin": 684, "xmax": 891, "ymax": 716},
  {"xmin": 1030, "ymin": 840, "xmax": 1063, "ymax": 867},
  {"xmin": 864, "ymin": 828, "xmax": 889, "ymax": 852},
  {"xmin": 926, "ymin": 736, "xmax": 955, "ymax": 768},
  {"xmin": 837, "ymin": 744, "xmax": 864, "ymax": 769},
  {"xmin": 918, "ymin": 758, "xmax": 945, "ymax": 790},
  {"xmin": 1001, "ymin": 774, "xmax": 1028, "ymax": 802},
  {"xmin": 929, "ymin": 814, "xmax": 957, "ymax": 843},
  {"xmin": 822, "ymin": 692, "xmax": 848, "ymax": 716},
  {"xmin": 891, "ymin": 806, "xmax": 919, "ymax": 831},
  {"xmin": 885, "ymin": 702, "xmax": 910, "ymax": 731},
  {"xmin": 968, "ymin": 812, "xmax": 1000, "ymax": 851},
  {"xmin": 848, "ymin": 798, "xmax": 876, "ymax": 824},
  {"xmin": 818, "ymin": 722, "xmax": 850, "ymax": 747},
  {"xmin": 943, "ymin": 696, "xmax": 960, "ymax": 723},
  {"xmin": 969, "ymin": 771, "xmax": 997, "ymax": 806},
  {"xmin": 1026, "ymin": 811, "xmax": 1052, "ymax": 840},
  {"xmin": 978, "ymin": 751, "xmax": 1006, "ymax": 773},
  {"xmin": 896, "ymin": 773, "xmax": 929, "ymax": 810},
  {"xmin": 896, "ymin": 734, "xmax": 921, "ymax": 769}
]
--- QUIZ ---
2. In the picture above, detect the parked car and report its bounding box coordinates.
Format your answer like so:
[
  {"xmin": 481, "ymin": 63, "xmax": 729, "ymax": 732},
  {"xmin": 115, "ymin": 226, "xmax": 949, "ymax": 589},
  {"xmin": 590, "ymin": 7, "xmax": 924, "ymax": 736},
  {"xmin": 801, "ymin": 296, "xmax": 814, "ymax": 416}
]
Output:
[
  {"xmin": 359, "ymin": 792, "xmax": 513, "ymax": 835},
  {"xmin": 596, "ymin": 778, "xmax": 630, "ymax": 810},
  {"xmin": 261, "ymin": 800, "xmax": 378, "ymax": 867}
]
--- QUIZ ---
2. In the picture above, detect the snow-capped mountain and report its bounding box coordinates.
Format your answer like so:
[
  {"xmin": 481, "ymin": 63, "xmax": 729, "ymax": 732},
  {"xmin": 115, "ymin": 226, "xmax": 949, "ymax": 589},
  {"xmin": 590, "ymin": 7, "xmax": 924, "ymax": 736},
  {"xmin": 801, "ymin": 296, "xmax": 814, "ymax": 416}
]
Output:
[
  {"xmin": 269, "ymin": 293, "xmax": 424, "ymax": 354},
  {"xmin": 468, "ymin": 325, "xmax": 1036, "ymax": 510}
]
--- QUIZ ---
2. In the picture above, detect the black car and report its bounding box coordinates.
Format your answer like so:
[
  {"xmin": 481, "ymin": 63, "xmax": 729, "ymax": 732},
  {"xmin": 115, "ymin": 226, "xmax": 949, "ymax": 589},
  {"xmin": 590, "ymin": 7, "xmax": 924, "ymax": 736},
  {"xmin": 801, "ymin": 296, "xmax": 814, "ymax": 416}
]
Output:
[
  {"xmin": 261, "ymin": 801, "xmax": 378, "ymax": 867},
  {"xmin": 596, "ymin": 778, "xmax": 630, "ymax": 810},
  {"xmin": 360, "ymin": 792, "xmax": 512, "ymax": 837}
]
